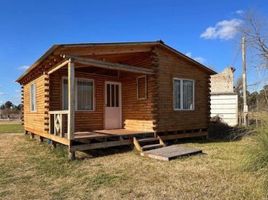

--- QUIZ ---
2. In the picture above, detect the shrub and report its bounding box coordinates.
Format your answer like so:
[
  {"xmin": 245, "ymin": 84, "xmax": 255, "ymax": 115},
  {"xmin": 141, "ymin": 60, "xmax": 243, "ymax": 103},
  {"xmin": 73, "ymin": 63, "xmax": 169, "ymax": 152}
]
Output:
[
  {"xmin": 244, "ymin": 124, "xmax": 268, "ymax": 194},
  {"xmin": 245, "ymin": 126, "xmax": 268, "ymax": 171},
  {"xmin": 208, "ymin": 118, "xmax": 252, "ymax": 141}
]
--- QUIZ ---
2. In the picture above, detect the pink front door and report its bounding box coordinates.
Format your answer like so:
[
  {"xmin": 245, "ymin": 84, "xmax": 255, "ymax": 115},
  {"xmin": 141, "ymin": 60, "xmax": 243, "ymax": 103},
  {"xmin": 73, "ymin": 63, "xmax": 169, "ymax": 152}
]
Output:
[{"xmin": 104, "ymin": 82, "xmax": 122, "ymax": 129}]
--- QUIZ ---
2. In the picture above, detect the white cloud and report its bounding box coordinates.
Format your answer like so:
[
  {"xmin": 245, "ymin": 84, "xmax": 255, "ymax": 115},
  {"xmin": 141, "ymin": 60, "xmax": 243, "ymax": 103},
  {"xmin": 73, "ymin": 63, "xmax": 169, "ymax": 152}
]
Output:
[
  {"xmin": 185, "ymin": 52, "xmax": 206, "ymax": 64},
  {"xmin": 194, "ymin": 56, "xmax": 206, "ymax": 64},
  {"xmin": 235, "ymin": 10, "xmax": 244, "ymax": 15},
  {"xmin": 186, "ymin": 52, "xmax": 192, "ymax": 57},
  {"xmin": 200, "ymin": 18, "xmax": 243, "ymax": 40},
  {"xmin": 18, "ymin": 65, "xmax": 30, "ymax": 70},
  {"xmin": 0, "ymin": 92, "xmax": 4, "ymax": 96}
]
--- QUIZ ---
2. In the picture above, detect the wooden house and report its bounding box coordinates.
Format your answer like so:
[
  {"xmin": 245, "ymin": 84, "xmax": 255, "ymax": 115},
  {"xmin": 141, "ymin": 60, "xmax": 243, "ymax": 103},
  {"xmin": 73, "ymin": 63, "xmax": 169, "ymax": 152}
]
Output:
[{"xmin": 16, "ymin": 41, "xmax": 216, "ymax": 159}]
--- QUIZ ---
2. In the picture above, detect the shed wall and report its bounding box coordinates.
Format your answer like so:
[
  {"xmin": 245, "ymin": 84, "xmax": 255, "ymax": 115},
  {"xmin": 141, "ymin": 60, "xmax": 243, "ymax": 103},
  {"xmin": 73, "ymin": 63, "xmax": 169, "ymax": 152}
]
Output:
[{"xmin": 210, "ymin": 94, "xmax": 238, "ymax": 126}]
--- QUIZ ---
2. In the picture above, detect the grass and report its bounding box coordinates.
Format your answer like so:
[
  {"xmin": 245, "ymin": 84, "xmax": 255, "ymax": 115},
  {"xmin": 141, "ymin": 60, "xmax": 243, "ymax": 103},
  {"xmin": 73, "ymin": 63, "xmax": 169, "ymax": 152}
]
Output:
[
  {"xmin": 243, "ymin": 123, "xmax": 268, "ymax": 191},
  {"xmin": 244, "ymin": 127, "xmax": 268, "ymax": 170},
  {"xmin": 0, "ymin": 132, "xmax": 267, "ymax": 199},
  {"xmin": 0, "ymin": 122, "xmax": 24, "ymax": 133}
]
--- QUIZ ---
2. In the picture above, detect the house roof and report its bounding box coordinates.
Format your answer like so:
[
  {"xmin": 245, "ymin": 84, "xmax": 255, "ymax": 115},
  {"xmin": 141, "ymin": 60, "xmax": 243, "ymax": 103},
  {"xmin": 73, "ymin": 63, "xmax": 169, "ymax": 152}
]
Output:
[{"xmin": 16, "ymin": 40, "xmax": 216, "ymax": 82}]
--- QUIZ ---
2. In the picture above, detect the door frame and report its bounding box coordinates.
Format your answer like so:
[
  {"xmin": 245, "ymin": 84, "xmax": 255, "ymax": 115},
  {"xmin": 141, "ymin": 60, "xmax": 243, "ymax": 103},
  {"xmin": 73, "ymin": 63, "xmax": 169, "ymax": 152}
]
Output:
[{"xmin": 104, "ymin": 81, "xmax": 122, "ymax": 129}]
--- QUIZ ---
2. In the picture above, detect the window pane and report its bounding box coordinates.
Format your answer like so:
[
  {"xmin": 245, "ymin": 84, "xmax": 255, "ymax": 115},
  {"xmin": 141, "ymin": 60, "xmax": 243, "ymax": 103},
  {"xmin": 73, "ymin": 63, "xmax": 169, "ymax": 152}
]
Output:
[
  {"xmin": 77, "ymin": 80, "xmax": 93, "ymax": 110},
  {"xmin": 111, "ymin": 84, "xmax": 115, "ymax": 107},
  {"xmin": 183, "ymin": 80, "xmax": 193, "ymax": 110},
  {"xmin": 115, "ymin": 85, "xmax": 119, "ymax": 107},
  {"xmin": 107, "ymin": 84, "xmax": 110, "ymax": 107},
  {"xmin": 137, "ymin": 76, "xmax": 146, "ymax": 99},
  {"xmin": 30, "ymin": 84, "xmax": 36, "ymax": 111},
  {"xmin": 63, "ymin": 79, "xmax": 68, "ymax": 110},
  {"xmin": 174, "ymin": 80, "xmax": 181, "ymax": 109}
]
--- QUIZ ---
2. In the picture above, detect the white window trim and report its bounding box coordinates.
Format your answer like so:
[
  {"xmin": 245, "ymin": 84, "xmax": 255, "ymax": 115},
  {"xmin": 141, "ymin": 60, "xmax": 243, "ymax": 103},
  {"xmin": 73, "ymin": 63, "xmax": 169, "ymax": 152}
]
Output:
[
  {"xmin": 173, "ymin": 78, "xmax": 195, "ymax": 111},
  {"xmin": 136, "ymin": 75, "xmax": 147, "ymax": 100},
  {"xmin": 62, "ymin": 77, "xmax": 95, "ymax": 112},
  {"xmin": 30, "ymin": 82, "xmax": 37, "ymax": 112}
]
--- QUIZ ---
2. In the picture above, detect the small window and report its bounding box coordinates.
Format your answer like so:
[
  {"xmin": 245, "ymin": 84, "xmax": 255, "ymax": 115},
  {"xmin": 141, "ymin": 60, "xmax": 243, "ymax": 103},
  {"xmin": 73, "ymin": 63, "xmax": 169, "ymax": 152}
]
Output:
[
  {"xmin": 30, "ymin": 83, "xmax": 37, "ymax": 112},
  {"xmin": 137, "ymin": 75, "xmax": 147, "ymax": 100},
  {"xmin": 173, "ymin": 78, "xmax": 194, "ymax": 110},
  {"xmin": 62, "ymin": 78, "xmax": 94, "ymax": 111}
]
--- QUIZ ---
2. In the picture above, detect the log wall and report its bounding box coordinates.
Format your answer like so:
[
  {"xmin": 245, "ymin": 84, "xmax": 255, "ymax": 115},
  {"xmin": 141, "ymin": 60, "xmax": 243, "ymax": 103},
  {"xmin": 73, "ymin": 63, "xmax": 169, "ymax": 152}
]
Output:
[
  {"xmin": 49, "ymin": 69, "xmax": 155, "ymax": 132},
  {"xmin": 21, "ymin": 44, "xmax": 212, "ymax": 138},
  {"xmin": 24, "ymin": 75, "xmax": 46, "ymax": 134},
  {"xmin": 155, "ymin": 47, "xmax": 211, "ymax": 132}
]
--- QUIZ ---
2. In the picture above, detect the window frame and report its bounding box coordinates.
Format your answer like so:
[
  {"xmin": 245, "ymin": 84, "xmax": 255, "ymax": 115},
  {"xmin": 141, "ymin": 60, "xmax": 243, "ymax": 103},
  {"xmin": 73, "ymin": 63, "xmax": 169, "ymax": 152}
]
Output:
[
  {"xmin": 173, "ymin": 78, "xmax": 195, "ymax": 111},
  {"xmin": 30, "ymin": 82, "xmax": 37, "ymax": 112},
  {"xmin": 62, "ymin": 77, "xmax": 95, "ymax": 112},
  {"xmin": 136, "ymin": 75, "xmax": 147, "ymax": 100}
]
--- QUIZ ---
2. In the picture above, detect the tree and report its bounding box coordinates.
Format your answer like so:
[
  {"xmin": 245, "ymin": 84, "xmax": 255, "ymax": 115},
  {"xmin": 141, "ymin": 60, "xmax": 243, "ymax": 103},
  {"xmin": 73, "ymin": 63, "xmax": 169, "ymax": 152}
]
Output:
[
  {"xmin": 16, "ymin": 104, "xmax": 23, "ymax": 111},
  {"xmin": 0, "ymin": 104, "xmax": 5, "ymax": 110},
  {"xmin": 239, "ymin": 10, "xmax": 268, "ymax": 110},
  {"xmin": 4, "ymin": 101, "xmax": 13, "ymax": 109},
  {"xmin": 240, "ymin": 10, "xmax": 268, "ymax": 69}
]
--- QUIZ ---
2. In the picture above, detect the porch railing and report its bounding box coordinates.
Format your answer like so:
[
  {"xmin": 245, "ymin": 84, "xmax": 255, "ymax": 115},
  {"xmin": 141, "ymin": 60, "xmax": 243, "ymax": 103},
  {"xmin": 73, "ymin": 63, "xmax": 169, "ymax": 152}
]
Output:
[{"xmin": 49, "ymin": 110, "xmax": 69, "ymax": 138}]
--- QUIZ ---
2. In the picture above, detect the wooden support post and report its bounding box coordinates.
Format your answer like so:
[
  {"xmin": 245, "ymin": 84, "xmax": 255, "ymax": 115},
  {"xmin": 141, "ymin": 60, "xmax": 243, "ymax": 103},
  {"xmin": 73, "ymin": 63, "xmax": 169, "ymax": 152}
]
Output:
[
  {"xmin": 39, "ymin": 136, "xmax": 44, "ymax": 143},
  {"xmin": 68, "ymin": 141, "xmax": 76, "ymax": 160},
  {"xmin": 30, "ymin": 133, "xmax": 34, "ymax": 139},
  {"xmin": 68, "ymin": 151, "xmax": 76, "ymax": 160},
  {"xmin": 67, "ymin": 60, "xmax": 75, "ymax": 140},
  {"xmin": 51, "ymin": 141, "xmax": 57, "ymax": 149}
]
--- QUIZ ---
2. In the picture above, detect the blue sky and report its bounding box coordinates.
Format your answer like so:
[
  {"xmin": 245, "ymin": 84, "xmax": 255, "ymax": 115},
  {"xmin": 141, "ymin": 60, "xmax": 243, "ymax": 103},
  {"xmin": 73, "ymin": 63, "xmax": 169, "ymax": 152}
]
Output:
[{"xmin": 0, "ymin": 0, "xmax": 267, "ymax": 105}]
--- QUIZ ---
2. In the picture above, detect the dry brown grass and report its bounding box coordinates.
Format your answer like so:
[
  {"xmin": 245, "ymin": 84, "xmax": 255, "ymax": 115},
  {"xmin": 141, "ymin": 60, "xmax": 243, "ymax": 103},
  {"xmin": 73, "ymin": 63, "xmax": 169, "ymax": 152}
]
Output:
[
  {"xmin": 0, "ymin": 120, "xmax": 21, "ymax": 124},
  {"xmin": 0, "ymin": 133, "xmax": 267, "ymax": 200}
]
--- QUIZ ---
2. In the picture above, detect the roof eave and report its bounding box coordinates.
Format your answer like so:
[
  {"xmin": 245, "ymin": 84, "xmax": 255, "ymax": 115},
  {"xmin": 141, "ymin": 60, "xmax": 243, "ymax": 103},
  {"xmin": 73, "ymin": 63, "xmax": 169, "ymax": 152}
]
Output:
[
  {"xmin": 16, "ymin": 44, "xmax": 60, "ymax": 83},
  {"xmin": 16, "ymin": 41, "xmax": 161, "ymax": 83},
  {"xmin": 158, "ymin": 43, "xmax": 217, "ymax": 75}
]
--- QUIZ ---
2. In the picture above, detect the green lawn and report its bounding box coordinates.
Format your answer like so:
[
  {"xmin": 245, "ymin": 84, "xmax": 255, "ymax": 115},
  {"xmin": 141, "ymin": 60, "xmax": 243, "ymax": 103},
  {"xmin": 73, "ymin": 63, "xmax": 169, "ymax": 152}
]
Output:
[
  {"xmin": 0, "ymin": 123, "xmax": 24, "ymax": 133},
  {"xmin": 0, "ymin": 132, "xmax": 267, "ymax": 200}
]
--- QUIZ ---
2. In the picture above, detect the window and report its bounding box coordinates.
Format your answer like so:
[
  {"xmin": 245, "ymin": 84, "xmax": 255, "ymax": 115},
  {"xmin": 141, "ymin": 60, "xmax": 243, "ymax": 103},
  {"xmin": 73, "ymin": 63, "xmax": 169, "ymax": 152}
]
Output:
[
  {"xmin": 30, "ymin": 83, "xmax": 36, "ymax": 112},
  {"xmin": 173, "ymin": 78, "xmax": 194, "ymax": 110},
  {"xmin": 76, "ymin": 79, "xmax": 94, "ymax": 110},
  {"xmin": 106, "ymin": 83, "xmax": 119, "ymax": 107},
  {"xmin": 62, "ymin": 78, "xmax": 94, "ymax": 111},
  {"xmin": 137, "ymin": 75, "xmax": 147, "ymax": 100}
]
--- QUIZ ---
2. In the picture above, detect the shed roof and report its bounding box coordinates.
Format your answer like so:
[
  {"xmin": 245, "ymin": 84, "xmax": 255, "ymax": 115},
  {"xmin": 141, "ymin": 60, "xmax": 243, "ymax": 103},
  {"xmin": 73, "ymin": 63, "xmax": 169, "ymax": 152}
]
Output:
[{"xmin": 16, "ymin": 40, "xmax": 216, "ymax": 82}]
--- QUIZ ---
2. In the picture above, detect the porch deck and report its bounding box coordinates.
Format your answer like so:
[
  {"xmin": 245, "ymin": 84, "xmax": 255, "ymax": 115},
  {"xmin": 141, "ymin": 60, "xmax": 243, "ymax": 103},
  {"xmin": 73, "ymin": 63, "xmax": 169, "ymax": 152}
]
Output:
[
  {"xmin": 70, "ymin": 129, "xmax": 155, "ymax": 153},
  {"xmin": 74, "ymin": 129, "xmax": 154, "ymax": 140}
]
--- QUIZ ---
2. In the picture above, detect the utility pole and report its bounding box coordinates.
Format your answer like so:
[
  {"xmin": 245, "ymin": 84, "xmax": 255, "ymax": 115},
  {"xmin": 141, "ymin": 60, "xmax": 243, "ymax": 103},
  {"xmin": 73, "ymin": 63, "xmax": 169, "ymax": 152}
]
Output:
[{"xmin": 242, "ymin": 36, "xmax": 248, "ymax": 126}]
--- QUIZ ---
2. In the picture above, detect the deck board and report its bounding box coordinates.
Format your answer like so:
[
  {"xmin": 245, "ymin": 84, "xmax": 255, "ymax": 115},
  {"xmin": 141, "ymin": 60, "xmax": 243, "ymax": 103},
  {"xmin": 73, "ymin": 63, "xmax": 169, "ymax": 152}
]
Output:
[
  {"xmin": 94, "ymin": 129, "xmax": 153, "ymax": 136},
  {"xmin": 74, "ymin": 129, "xmax": 154, "ymax": 140},
  {"xmin": 141, "ymin": 145, "xmax": 202, "ymax": 161}
]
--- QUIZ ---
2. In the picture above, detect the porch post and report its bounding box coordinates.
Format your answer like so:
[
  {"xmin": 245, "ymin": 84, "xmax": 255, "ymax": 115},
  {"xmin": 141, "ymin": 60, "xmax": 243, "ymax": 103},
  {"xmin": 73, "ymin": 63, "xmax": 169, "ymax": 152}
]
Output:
[{"xmin": 67, "ymin": 59, "xmax": 75, "ymax": 140}]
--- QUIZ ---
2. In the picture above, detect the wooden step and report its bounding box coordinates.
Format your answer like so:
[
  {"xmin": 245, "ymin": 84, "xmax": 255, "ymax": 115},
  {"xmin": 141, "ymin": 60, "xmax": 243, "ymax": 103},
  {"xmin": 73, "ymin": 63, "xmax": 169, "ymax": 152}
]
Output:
[
  {"xmin": 141, "ymin": 145, "xmax": 203, "ymax": 161},
  {"xmin": 142, "ymin": 144, "xmax": 164, "ymax": 151},
  {"xmin": 138, "ymin": 137, "xmax": 159, "ymax": 143}
]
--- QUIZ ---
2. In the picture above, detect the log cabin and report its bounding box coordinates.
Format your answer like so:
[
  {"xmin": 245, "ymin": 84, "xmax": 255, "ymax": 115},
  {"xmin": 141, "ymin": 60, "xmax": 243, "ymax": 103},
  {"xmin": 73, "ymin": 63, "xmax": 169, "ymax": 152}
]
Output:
[{"xmin": 16, "ymin": 41, "xmax": 216, "ymax": 159}]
